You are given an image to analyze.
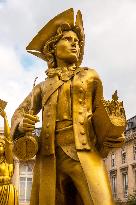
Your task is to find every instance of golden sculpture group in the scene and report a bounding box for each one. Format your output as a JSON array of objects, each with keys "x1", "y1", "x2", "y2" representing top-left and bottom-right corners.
[
  {"x1": 0, "y1": 99, "x2": 18, "y2": 205},
  {"x1": 0, "y1": 8, "x2": 126, "y2": 205}
]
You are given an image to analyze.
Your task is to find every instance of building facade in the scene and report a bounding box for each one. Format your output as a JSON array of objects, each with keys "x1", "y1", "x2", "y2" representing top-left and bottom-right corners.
[{"x1": 105, "y1": 115, "x2": 136, "y2": 202}]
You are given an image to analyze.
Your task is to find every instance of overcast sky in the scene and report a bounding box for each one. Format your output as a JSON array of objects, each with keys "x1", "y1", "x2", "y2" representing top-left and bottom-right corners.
[{"x1": 0, "y1": 0, "x2": 136, "y2": 127}]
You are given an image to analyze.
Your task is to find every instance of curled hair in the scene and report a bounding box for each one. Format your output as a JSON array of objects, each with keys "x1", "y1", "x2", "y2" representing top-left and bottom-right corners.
[{"x1": 42, "y1": 23, "x2": 84, "y2": 68}]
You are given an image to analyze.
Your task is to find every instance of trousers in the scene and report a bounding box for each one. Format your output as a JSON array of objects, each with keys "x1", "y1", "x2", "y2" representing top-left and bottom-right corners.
[
  {"x1": 56, "y1": 146, "x2": 93, "y2": 205},
  {"x1": 55, "y1": 120, "x2": 115, "y2": 205}
]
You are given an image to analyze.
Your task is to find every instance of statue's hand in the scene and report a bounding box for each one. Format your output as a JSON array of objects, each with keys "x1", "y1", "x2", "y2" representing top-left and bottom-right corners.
[
  {"x1": 103, "y1": 134, "x2": 125, "y2": 148},
  {"x1": 0, "y1": 108, "x2": 6, "y2": 118},
  {"x1": 18, "y1": 113, "x2": 39, "y2": 133}
]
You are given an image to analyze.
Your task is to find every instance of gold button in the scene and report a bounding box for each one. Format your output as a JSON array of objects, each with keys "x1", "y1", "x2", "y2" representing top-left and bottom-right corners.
[
  {"x1": 79, "y1": 99, "x2": 82, "y2": 103},
  {"x1": 46, "y1": 123, "x2": 50, "y2": 128},
  {"x1": 80, "y1": 130, "x2": 85, "y2": 135},
  {"x1": 63, "y1": 115, "x2": 67, "y2": 119},
  {"x1": 47, "y1": 112, "x2": 50, "y2": 117},
  {"x1": 79, "y1": 110, "x2": 82, "y2": 114},
  {"x1": 49, "y1": 102, "x2": 51, "y2": 105},
  {"x1": 80, "y1": 120, "x2": 84, "y2": 125},
  {"x1": 80, "y1": 88, "x2": 83, "y2": 92},
  {"x1": 82, "y1": 140, "x2": 87, "y2": 145}
]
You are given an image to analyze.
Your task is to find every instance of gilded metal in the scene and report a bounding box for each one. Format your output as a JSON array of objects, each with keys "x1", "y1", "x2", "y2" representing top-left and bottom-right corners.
[
  {"x1": 92, "y1": 90, "x2": 126, "y2": 158},
  {"x1": 13, "y1": 77, "x2": 39, "y2": 160},
  {"x1": 0, "y1": 99, "x2": 18, "y2": 205},
  {"x1": 13, "y1": 135, "x2": 38, "y2": 160},
  {"x1": 11, "y1": 8, "x2": 126, "y2": 205}
]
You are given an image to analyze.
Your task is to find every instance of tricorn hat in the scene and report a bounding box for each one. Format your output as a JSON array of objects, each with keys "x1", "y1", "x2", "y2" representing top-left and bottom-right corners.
[{"x1": 26, "y1": 8, "x2": 84, "y2": 66}]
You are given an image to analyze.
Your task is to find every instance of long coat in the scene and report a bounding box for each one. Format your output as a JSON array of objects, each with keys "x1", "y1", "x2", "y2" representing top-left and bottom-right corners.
[{"x1": 11, "y1": 67, "x2": 103, "y2": 205}]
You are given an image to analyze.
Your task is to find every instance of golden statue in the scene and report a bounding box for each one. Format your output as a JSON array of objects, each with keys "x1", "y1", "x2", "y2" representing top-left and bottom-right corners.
[
  {"x1": 0, "y1": 99, "x2": 18, "y2": 205},
  {"x1": 11, "y1": 8, "x2": 126, "y2": 205}
]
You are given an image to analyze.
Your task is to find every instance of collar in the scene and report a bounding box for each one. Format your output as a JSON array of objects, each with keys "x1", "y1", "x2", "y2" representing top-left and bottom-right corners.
[{"x1": 46, "y1": 66, "x2": 80, "y2": 81}]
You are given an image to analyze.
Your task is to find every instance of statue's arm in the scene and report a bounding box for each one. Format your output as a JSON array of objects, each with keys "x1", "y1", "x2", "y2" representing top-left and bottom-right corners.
[
  {"x1": 92, "y1": 72, "x2": 103, "y2": 113},
  {"x1": 0, "y1": 110, "x2": 14, "y2": 164},
  {"x1": 91, "y1": 70, "x2": 125, "y2": 155},
  {"x1": 11, "y1": 83, "x2": 42, "y2": 140}
]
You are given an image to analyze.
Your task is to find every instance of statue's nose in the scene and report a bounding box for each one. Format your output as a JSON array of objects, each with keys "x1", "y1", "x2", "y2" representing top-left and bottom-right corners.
[
  {"x1": 71, "y1": 41, "x2": 76, "y2": 47},
  {"x1": 72, "y1": 40, "x2": 76, "y2": 45}
]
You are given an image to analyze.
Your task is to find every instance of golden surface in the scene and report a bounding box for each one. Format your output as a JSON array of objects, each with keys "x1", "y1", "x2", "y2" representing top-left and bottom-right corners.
[
  {"x1": 13, "y1": 135, "x2": 38, "y2": 160},
  {"x1": 11, "y1": 8, "x2": 126, "y2": 205},
  {"x1": 92, "y1": 90, "x2": 126, "y2": 157},
  {"x1": 13, "y1": 77, "x2": 39, "y2": 161},
  {"x1": 0, "y1": 101, "x2": 18, "y2": 205}
]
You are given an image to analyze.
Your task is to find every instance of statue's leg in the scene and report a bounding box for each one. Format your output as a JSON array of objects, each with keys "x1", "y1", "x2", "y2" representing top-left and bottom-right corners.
[
  {"x1": 77, "y1": 151, "x2": 115, "y2": 205},
  {"x1": 56, "y1": 147, "x2": 93, "y2": 205},
  {"x1": 69, "y1": 161, "x2": 94, "y2": 205}
]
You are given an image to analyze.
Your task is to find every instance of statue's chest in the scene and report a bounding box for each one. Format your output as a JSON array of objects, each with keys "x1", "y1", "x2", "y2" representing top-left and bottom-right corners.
[{"x1": 0, "y1": 162, "x2": 8, "y2": 176}]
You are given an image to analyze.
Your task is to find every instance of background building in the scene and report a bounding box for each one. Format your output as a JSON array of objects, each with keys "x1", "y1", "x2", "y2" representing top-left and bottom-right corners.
[{"x1": 105, "y1": 115, "x2": 136, "y2": 202}]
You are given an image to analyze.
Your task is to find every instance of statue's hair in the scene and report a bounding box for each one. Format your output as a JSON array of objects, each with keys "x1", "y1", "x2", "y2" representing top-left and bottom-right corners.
[{"x1": 42, "y1": 23, "x2": 84, "y2": 68}]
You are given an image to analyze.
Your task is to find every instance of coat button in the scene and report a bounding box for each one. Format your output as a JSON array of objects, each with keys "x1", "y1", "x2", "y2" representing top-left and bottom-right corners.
[
  {"x1": 80, "y1": 130, "x2": 85, "y2": 135},
  {"x1": 63, "y1": 115, "x2": 68, "y2": 119},
  {"x1": 47, "y1": 112, "x2": 50, "y2": 117},
  {"x1": 79, "y1": 99, "x2": 82, "y2": 103},
  {"x1": 49, "y1": 102, "x2": 51, "y2": 105},
  {"x1": 79, "y1": 110, "x2": 82, "y2": 114},
  {"x1": 46, "y1": 123, "x2": 50, "y2": 128},
  {"x1": 80, "y1": 88, "x2": 83, "y2": 92},
  {"x1": 82, "y1": 140, "x2": 87, "y2": 145},
  {"x1": 80, "y1": 120, "x2": 84, "y2": 125}
]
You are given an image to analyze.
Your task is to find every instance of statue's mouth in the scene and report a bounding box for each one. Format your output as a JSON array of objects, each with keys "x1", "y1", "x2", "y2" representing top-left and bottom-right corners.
[{"x1": 70, "y1": 48, "x2": 77, "y2": 53}]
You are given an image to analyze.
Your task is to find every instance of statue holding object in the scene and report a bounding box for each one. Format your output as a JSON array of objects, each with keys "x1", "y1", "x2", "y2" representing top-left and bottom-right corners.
[
  {"x1": 11, "y1": 8, "x2": 126, "y2": 205},
  {"x1": 0, "y1": 99, "x2": 18, "y2": 205}
]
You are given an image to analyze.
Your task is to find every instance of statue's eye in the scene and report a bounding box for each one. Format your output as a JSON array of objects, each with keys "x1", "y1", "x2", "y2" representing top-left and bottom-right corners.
[
  {"x1": 63, "y1": 37, "x2": 71, "y2": 41},
  {"x1": 74, "y1": 39, "x2": 79, "y2": 43}
]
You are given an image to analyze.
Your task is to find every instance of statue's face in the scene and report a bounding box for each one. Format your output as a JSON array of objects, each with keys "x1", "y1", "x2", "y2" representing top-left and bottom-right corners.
[{"x1": 55, "y1": 30, "x2": 80, "y2": 64}]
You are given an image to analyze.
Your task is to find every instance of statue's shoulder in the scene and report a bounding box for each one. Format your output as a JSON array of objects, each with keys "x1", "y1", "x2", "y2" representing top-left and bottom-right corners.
[
  {"x1": 81, "y1": 67, "x2": 101, "y2": 80},
  {"x1": 33, "y1": 80, "x2": 45, "y2": 90},
  {"x1": 38, "y1": 76, "x2": 58, "y2": 93},
  {"x1": 34, "y1": 80, "x2": 46, "y2": 93}
]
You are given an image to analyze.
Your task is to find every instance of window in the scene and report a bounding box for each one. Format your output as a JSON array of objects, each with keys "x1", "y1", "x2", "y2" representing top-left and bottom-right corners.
[
  {"x1": 121, "y1": 150, "x2": 126, "y2": 164},
  {"x1": 111, "y1": 175, "x2": 117, "y2": 198},
  {"x1": 20, "y1": 164, "x2": 33, "y2": 174},
  {"x1": 122, "y1": 172, "x2": 128, "y2": 198},
  {"x1": 111, "y1": 153, "x2": 115, "y2": 167},
  {"x1": 133, "y1": 145, "x2": 136, "y2": 160},
  {"x1": 19, "y1": 164, "x2": 33, "y2": 203},
  {"x1": 20, "y1": 177, "x2": 32, "y2": 202}
]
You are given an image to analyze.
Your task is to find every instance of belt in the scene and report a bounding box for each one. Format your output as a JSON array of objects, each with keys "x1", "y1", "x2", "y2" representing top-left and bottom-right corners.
[
  {"x1": 0, "y1": 179, "x2": 11, "y2": 186},
  {"x1": 56, "y1": 120, "x2": 73, "y2": 132},
  {"x1": 55, "y1": 121, "x2": 75, "y2": 146}
]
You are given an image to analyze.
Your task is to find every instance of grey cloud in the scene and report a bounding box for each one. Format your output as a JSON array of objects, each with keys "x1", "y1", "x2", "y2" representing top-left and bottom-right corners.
[{"x1": 0, "y1": 0, "x2": 136, "y2": 121}]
